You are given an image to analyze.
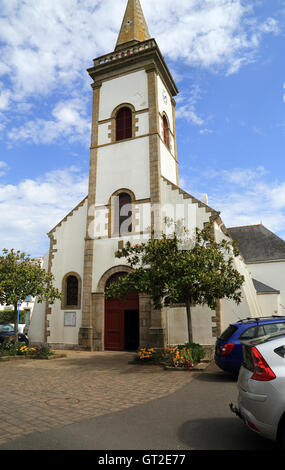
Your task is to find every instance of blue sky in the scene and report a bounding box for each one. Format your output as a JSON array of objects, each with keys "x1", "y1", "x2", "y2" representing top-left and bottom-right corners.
[{"x1": 0, "y1": 0, "x2": 285, "y2": 256}]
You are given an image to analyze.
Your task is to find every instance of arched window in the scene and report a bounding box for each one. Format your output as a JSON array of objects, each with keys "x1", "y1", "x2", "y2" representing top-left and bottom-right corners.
[
  {"x1": 163, "y1": 115, "x2": 170, "y2": 148},
  {"x1": 114, "y1": 192, "x2": 133, "y2": 235},
  {"x1": 66, "y1": 276, "x2": 79, "y2": 306},
  {"x1": 116, "y1": 107, "x2": 132, "y2": 141},
  {"x1": 61, "y1": 273, "x2": 81, "y2": 309}
]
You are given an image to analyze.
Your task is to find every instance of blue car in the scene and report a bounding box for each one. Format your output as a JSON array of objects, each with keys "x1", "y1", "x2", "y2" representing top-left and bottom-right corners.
[
  {"x1": 215, "y1": 316, "x2": 285, "y2": 375},
  {"x1": 0, "y1": 324, "x2": 29, "y2": 345}
]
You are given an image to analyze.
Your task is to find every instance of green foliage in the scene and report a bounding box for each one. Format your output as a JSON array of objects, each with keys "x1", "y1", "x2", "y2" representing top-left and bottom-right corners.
[
  {"x1": 0, "y1": 249, "x2": 61, "y2": 342},
  {"x1": 0, "y1": 249, "x2": 61, "y2": 309},
  {"x1": 105, "y1": 223, "x2": 245, "y2": 342},
  {"x1": 163, "y1": 346, "x2": 194, "y2": 369},
  {"x1": 176, "y1": 342, "x2": 205, "y2": 364},
  {"x1": 0, "y1": 341, "x2": 55, "y2": 357},
  {"x1": 106, "y1": 224, "x2": 244, "y2": 308},
  {"x1": 0, "y1": 340, "x2": 18, "y2": 356},
  {"x1": 135, "y1": 343, "x2": 206, "y2": 369},
  {"x1": 136, "y1": 347, "x2": 164, "y2": 363},
  {"x1": 0, "y1": 310, "x2": 26, "y2": 324}
]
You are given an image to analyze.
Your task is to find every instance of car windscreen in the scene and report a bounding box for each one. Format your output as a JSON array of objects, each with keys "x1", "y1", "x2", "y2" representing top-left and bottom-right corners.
[
  {"x1": 218, "y1": 325, "x2": 238, "y2": 341},
  {"x1": 0, "y1": 325, "x2": 14, "y2": 333}
]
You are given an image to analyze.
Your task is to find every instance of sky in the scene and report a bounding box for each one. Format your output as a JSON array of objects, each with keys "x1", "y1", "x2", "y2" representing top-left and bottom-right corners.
[{"x1": 0, "y1": 0, "x2": 285, "y2": 256}]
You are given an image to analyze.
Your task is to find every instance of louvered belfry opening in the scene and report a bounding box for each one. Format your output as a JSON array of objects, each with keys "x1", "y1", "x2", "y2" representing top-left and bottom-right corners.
[
  {"x1": 116, "y1": 107, "x2": 132, "y2": 141},
  {"x1": 114, "y1": 192, "x2": 133, "y2": 235},
  {"x1": 163, "y1": 115, "x2": 169, "y2": 148}
]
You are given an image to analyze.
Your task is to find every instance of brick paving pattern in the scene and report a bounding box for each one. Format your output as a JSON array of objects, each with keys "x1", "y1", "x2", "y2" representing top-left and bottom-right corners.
[{"x1": 0, "y1": 351, "x2": 194, "y2": 446}]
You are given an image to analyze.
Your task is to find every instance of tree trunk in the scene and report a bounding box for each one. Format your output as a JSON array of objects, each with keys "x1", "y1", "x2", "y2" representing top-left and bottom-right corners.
[
  {"x1": 186, "y1": 300, "x2": 193, "y2": 344},
  {"x1": 13, "y1": 304, "x2": 18, "y2": 346}
]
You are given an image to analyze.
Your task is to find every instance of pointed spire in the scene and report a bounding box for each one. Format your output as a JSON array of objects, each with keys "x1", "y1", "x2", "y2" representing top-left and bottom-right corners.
[{"x1": 115, "y1": 0, "x2": 151, "y2": 51}]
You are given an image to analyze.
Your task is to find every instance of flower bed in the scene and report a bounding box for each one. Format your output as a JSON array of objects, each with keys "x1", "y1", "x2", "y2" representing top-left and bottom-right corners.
[
  {"x1": 133, "y1": 343, "x2": 206, "y2": 370},
  {"x1": 0, "y1": 341, "x2": 55, "y2": 359}
]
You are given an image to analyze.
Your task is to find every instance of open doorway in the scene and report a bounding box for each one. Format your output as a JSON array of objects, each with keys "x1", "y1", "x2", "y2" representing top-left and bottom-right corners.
[
  {"x1": 124, "y1": 309, "x2": 139, "y2": 351},
  {"x1": 105, "y1": 272, "x2": 139, "y2": 351}
]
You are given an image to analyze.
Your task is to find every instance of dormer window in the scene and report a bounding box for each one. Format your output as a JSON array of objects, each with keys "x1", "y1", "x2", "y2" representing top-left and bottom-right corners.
[{"x1": 116, "y1": 107, "x2": 132, "y2": 141}]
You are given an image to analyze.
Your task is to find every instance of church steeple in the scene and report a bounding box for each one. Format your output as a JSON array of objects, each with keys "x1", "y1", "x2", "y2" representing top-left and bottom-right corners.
[{"x1": 115, "y1": 0, "x2": 151, "y2": 51}]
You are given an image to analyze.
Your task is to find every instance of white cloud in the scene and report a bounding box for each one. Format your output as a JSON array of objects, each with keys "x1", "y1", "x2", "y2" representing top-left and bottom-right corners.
[
  {"x1": 176, "y1": 85, "x2": 205, "y2": 126},
  {"x1": 0, "y1": 0, "x2": 279, "y2": 144},
  {"x1": 187, "y1": 165, "x2": 285, "y2": 238},
  {"x1": 0, "y1": 161, "x2": 9, "y2": 177},
  {"x1": 200, "y1": 128, "x2": 213, "y2": 135},
  {"x1": 0, "y1": 0, "x2": 279, "y2": 104},
  {"x1": 0, "y1": 86, "x2": 11, "y2": 111},
  {"x1": 258, "y1": 17, "x2": 280, "y2": 35},
  {"x1": 212, "y1": 185, "x2": 285, "y2": 237},
  {"x1": 0, "y1": 166, "x2": 88, "y2": 255},
  {"x1": 7, "y1": 98, "x2": 91, "y2": 146},
  {"x1": 145, "y1": 0, "x2": 279, "y2": 73},
  {"x1": 222, "y1": 166, "x2": 268, "y2": 187}
]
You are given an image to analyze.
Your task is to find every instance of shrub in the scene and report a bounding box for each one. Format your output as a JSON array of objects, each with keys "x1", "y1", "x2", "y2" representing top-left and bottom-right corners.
[
  {"x1": 0, "y1": 310, "x2": 26, "y2": 324},
  {"x1": 34, "y1": 343, "x2": 55, "y2": 357},
  {"x1": 0, "y1": 340, "x2": 17, "y2": 357},
  {"x1": 0, "y1": 341, "x2": 55, "y2": 358},
  {"x1": 135, "y1": 347, "x2": 163, "y2": 364},
  {"x1": 134, "y1": 342, "x2": 205, "y2": 369},
  {"x1": 176, "y1": 343, "x2": 205, "y2": 364},
  {"x1": 164, "y1": 346, "x2": 194, "y2": 369}
]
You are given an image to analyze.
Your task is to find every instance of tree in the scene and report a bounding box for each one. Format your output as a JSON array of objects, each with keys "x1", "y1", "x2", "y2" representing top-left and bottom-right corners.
[
  {"x1": 0, "y1": 309, "x2": 26, "y2": 325},
  {"x1": 0, "y1": 249, "x2": 61, "y2": 344},
  {"x1": 105, "y1": 223, "x2": 245, "y2": 343}
]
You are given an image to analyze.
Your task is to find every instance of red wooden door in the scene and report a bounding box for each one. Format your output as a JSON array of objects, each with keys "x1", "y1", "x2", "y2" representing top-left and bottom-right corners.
[{"x1": 105, "y1": 292, "x2": 139, "y2": 351}]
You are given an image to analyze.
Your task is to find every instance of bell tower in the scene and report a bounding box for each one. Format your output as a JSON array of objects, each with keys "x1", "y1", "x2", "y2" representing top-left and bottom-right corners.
[{"x1": 79, "y1": 0, "x2": 179, "y2": 350}]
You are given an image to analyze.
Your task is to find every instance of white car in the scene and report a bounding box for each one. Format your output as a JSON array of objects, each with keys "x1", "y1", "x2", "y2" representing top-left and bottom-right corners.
[{"x1": 230, "y1": 332, "x2": 285, "y2": 448}]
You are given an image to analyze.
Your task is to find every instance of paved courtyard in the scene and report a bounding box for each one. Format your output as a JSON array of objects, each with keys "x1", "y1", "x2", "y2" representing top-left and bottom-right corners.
[{"x1": 0, "y1": 351, "x2": 195, "y2": 446}]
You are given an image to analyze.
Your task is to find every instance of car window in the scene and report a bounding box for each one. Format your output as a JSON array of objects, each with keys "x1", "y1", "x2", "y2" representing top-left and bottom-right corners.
[
  {"x1": 256, "y1": 325, "x2": 266, "y2": 337},
  {"x1": 0, "y1": 325, "x2": 14, "y2": 333},
  {"x1": 219, "y1": 325, "x2": 238, "y2": 341},
  {"x1": 263, "y1": 322, "x2": 285, "y2": 335},
  {"x1": 263, "y1": 323, "x2": 278, "y2": 335},
  {"x1": 240, "y1": 326, "x2": 256, "y2": 340}
]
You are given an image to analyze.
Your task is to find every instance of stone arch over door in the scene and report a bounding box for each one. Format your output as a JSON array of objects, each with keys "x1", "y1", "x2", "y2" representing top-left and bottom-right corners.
[
  {"x1": 91, "y1": 265, "x2": 152, "y2": 351},
  {"x1": 97, "y1": 265, "x2": 133, "y2": 293}
]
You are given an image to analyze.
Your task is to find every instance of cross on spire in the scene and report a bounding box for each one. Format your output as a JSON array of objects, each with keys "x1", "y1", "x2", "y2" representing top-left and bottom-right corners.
[{"x1": 115, "y1": 0, "x2": 151, "y2": 51}]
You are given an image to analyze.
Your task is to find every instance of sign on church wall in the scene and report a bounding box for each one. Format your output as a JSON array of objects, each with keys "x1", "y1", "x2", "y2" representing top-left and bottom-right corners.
[{"x1": 64, "y1": 312, "x2": 77, "y2": 327}]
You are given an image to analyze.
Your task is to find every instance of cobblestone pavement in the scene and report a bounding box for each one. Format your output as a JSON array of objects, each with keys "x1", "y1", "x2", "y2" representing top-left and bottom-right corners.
[{"x1": 0, "y1": 351, "x2": 195, "y2": 446}]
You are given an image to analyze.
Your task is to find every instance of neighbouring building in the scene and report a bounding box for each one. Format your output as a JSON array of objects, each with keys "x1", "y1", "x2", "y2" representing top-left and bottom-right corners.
[
  {"x1": 0, "y1": 297, "x2": 35, "y2": 324},
  {"x1": 228, "y1": 224, "x2": 285, "y2": 318},
  {"x1": 29, "y1": 0, "x2": 268, "y2": 351}
]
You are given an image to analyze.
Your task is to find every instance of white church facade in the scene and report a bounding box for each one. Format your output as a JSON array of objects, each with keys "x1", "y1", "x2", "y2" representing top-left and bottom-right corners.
[{"x1": 30, "y1": 0, "x2": 265, "y2": 351}]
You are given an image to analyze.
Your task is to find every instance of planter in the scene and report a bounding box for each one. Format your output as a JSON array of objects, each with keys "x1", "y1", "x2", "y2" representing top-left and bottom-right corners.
[
  {"x1": 130, "y1": 360, "x2": 161, "y2": 366},
  {"x1": 163, "y1": 362, "x2": 209, "y2": 371},
  {"x1": 0, "y1": 354, "x2": 67, "y2": 362}
]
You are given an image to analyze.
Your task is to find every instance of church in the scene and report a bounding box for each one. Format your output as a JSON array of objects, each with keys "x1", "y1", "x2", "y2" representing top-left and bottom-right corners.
[{"x1": 29, "y1": 0, "x2": 264, "y2": 351}]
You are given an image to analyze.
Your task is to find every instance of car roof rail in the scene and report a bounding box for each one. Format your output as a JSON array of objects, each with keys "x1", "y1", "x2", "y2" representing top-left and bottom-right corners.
[{"x1": 236, "y1": 316, "x2": 285, "y2": 324}]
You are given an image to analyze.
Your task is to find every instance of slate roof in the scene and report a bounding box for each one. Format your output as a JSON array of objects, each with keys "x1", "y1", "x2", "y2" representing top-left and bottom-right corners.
[
  {"x1": 252, "y1": 279, "x2": 280, "y2": 295},
  {"x1": 227, "y1": 224, "x2": 285, "y2": 263}
]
